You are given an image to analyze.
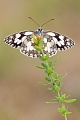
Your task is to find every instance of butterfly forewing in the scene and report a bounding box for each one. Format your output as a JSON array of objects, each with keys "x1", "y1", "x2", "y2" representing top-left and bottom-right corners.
[
  {"x1": 4, "y1": 29, "x2": 75, "y2": 58},
  {"x1": 4, "y1": 31, "x2": 33, "y2": 48}
]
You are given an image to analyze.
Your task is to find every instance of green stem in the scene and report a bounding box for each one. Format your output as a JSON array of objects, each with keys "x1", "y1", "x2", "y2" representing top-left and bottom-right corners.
[
  {"x1": 33, "y1": 34, "x2": 75, "y2": 120},
  {"x1": 41, "y1": 49, "x2": 54, "y2": 82},
  {"x1": 65, "y1": 114, "x2": 67, "y2": 120}
]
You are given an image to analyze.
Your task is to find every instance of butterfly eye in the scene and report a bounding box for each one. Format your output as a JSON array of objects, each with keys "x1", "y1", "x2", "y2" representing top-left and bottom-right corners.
[{"x1": 38, "y1": 27, "x2": 43, "y2": 32}]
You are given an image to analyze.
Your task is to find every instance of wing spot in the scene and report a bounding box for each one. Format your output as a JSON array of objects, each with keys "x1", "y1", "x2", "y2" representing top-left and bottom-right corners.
[
  {"x1": 53, "y1": 37, "x2": 57, "y2": 43},
  {"x1": 56, "y1": 42, "x2": 61, "y2": 47},
  {"x1": 14, "y1": 38, "x2": 20, "y2": 43},
  {"x1": 10, "y1": 36, "x2": 13, "y2": 39},
  {"x1": 66, "y1": 42, "x2": 71, "y2": 46},
  {"x1": 47, "y1": 32, "x2": 55, "y2": 36},
  {"x1": 30, "y1": 46, "x2": 34, "y2": 51},
  {"x1": 24, "y1": 32, "x2": 33, "y2": 35},
  {"x1": 47, "y1": 42, "x2": 51, "y2": 53},
  {"x1": 16, "y1": 33, "x2": 21, "y2": 38},
  {"x1": 21, "y1": 36, "x2": 27, "y2": 42},
  {"x1": 43, "y1": 38, "x2": 47, "y2": 43},
  {"x1": 44, "y1": 47, "x2": 48, "y2": 51},
  {"x1": 59, "y1": 40, "x2": 64, "y2": 45},
  {"x1": 26, "y1": 41, "x2": 31, "y2": 51},
  {"x1": 59, "y1": 35, "x2": 64, "y2": 40},
  {"x1": 17, "y1": 40, "x2": 22, "y2": 45}
]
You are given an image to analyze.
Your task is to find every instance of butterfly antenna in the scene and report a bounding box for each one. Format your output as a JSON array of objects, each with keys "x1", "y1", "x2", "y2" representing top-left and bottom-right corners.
[
  {"x1": 28, "y1": 17, "x2": 40, "y2": 27},
  {"x1": 41, "y1": 18, "x2": 54, "y2": 27}
]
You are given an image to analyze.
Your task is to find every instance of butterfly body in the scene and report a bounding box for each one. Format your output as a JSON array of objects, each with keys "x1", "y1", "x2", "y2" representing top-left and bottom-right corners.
[{"x1": 4, "y1": 27, "x2": 75, "y2": 58}]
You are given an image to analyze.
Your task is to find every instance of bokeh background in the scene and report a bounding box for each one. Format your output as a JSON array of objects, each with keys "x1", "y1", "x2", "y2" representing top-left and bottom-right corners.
[{"x1": 0, "y1": 0, "x2": 80, "y2": 120}]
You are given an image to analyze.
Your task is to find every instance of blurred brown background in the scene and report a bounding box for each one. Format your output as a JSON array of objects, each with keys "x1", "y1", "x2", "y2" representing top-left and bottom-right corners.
[{"x1": 0, "y1": 0, "x2": 80, "y2": 120}]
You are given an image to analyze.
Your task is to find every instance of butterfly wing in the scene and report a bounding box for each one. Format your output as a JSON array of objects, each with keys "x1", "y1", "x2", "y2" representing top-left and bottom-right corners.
[
  {"x1": 4, "y1": 31, "x2": 34, "y2": 48},
  {"x1": 4, "y1": 30, "x2": 58, "y2": 58},
  {"x1": 4, "y1": 30, "x2": 75, "y2": 58},
  {"x1": 4, "y1": 31, "x2": 39, "y2": 58},
  {"x1": 45, "y1": 31, "x2": 75, "y2": 51}
]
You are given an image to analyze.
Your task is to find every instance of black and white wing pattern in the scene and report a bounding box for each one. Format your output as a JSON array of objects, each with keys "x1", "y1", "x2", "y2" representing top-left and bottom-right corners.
[
  {"x1": 45, "y1": 31, "x2": 75, "y2": 51},
  {"x1": 4, "y1": 31, "x2": 39, "y2": 58},
  {"x1": 4, "y1": 31, "x2": 33, "y2": 49},
  {"x1": 4, "y1": 29, "x2": 75, "y2": 58}
]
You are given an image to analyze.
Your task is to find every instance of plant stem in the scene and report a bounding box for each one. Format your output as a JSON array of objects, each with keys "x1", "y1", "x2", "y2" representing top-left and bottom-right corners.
[
  {"x1": 33, "y1": 35, "x2": 76, "y2": 120},
  {"x1": 65, "y1": 114, "x2": 67, "y2": 120}
]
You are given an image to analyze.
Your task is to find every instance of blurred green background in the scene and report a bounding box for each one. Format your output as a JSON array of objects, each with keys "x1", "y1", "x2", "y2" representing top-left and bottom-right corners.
[{"x1": 0, "y1": 0, "x2": 80, "y2": 120}]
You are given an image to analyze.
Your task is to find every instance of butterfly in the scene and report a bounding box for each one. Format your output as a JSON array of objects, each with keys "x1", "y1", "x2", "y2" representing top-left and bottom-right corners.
[{"x1": 4, "y1": 17, "x2": 75, "y2": 58}]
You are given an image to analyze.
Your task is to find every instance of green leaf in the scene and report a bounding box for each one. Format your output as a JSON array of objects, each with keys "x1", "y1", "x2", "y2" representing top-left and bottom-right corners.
[
  {"x1": 38, "y1": 81, "x2": 51, "y2": 85},
  {"x1": 57, "y1": 82, "x2": 62, "y2": 88},
  {"x1": 64, "y1": 99, "x2": 76, "y2": 103},
  {"x1": 48, "y1": 87, "x2": 54, "y2": 91},
  {"x1": 54, "y1": 85, "x2": 60, "y2": 92},
  {"x1": 57, "y1": 104, "x2": 72, "y2": 116},
  {"x1": 46, "y1": 101, "x2": 57, "y2": 104},
  {"x1": 45, "y1": 68, "x2": 53, "y2": 75},
  {"x1": 57, "y1": 108, "x2": 63, "y2": 113},
  {"x1": 44, "y1": 53, "x2": 49, "y2": 60},
  {"x1": 41, "y1": 63, "x2": 47, "y2": 68},
  {"x1": 39, "y1": 54, "x2": 49, "y2": 61},
  {"x1": 54, "y1": 73, "x2": 59, "y2": 79},
  {"x1": 34, "y1": 46, "x2": 42, "y2": 51},
  {"x1": 65, "y1": 111, "x2": 72, "y2": 115},
  {"x1": 33, "y1": 36, "x2": 42, "y2": 46},
  {"x1": 61, "y1": 94, "x2": 66, "y2": 99},
  {"x1": 54, "y1": 96, "x2": 60, "y2": 102},
  {"x1": 39, "y1": 56, "x2": 44, "y2": 61},
  {"x1": 39, "y1": 56, "x2": 47, "y2": 61},
  {"x1": 45, "y1": 77, "x2": 51, "y2": 81},
  {"x1": 48, "y1": 61, "x2": 53, "y2": 67},
  {"x1": 46, "y1": 102, "x2": 52, "y2": 104},
  {"x1": 33, "y1": 37, "x2": 38, "y2": 45},
  {"x1": 38, "y1": 38, "x2": 43, "y2": 45},
  {"x1": 36, "y1": 66, "x2": 45, "y2": 69}
]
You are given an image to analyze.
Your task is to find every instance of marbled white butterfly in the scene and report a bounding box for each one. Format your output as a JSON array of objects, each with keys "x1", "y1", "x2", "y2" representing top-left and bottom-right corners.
[{"x1": 4, "y1": 17, "x2": 75, "y2": 58}]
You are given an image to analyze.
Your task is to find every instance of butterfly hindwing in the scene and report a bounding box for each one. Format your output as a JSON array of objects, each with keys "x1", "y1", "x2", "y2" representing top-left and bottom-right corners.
[{"x1": 19, "y1": 32, "x2": 58, "y2": 58}]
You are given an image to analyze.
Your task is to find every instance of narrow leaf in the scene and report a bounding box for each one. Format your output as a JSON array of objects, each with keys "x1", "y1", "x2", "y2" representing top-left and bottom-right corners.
[
  {"x1": 48, "y1": 87, "x2": 54, "y2": 91},
  {"x1": 34, "y1": 46, "x2": 42, "y2": 51},
  {"x1": 64, "y1": 99, "x2": 76, "y2": 103},
  {"x1": 36, "y1": 66, "x2": 45, "y2": 69},
  {"x1": 46, "y1": 101, "x2": 57, "y2": 104},
  {"x1": 41, "y1": 63, "x2": 47, "y2": 68},
  {"x1": 38, "y1": 81, "x2": 50, "y2": 85},
  {"x1": 45, "y1": 77, "x2": 51, "y2": 81}
]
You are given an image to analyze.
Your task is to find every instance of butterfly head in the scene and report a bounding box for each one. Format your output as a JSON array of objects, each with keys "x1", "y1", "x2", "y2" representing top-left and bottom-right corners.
[
  {"x1": 37, "y1": 27, "x2": 43, "y2": 33},
  {"x1": 32, "y1": 27, "x2": 43, "y2": 37}
]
